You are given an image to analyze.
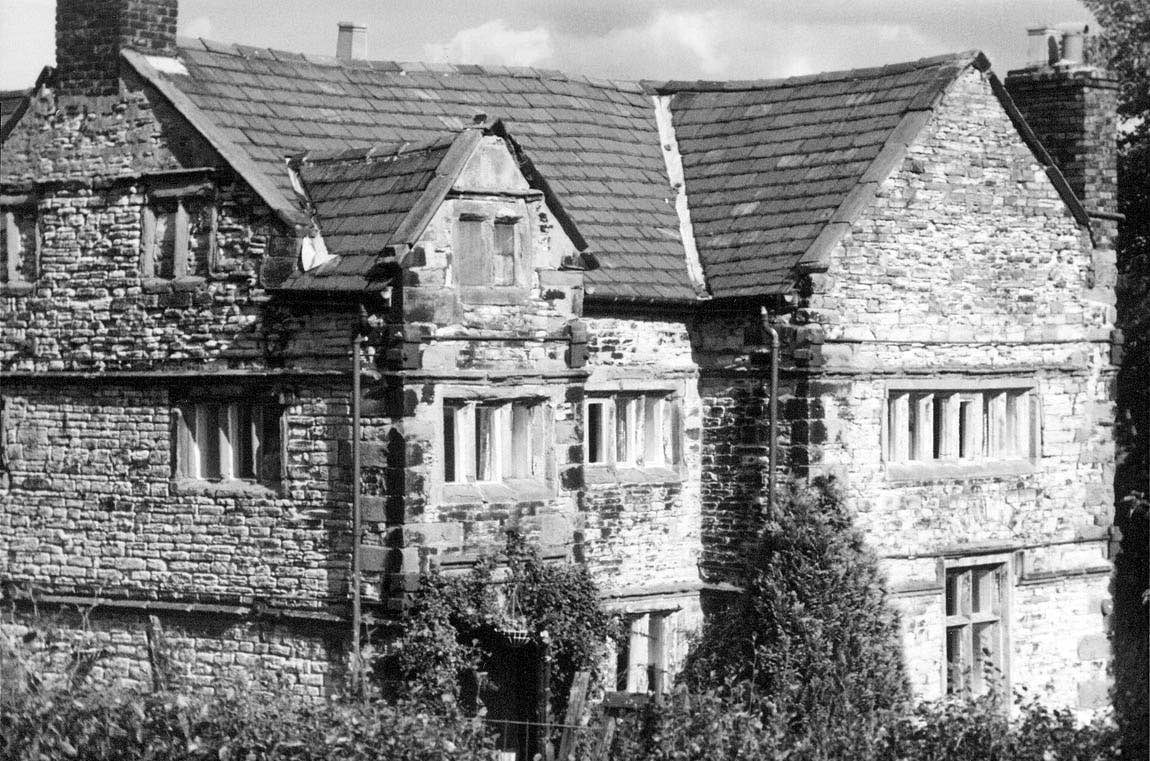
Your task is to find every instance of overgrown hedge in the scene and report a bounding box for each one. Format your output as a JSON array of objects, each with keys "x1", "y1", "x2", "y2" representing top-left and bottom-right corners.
[
  {"x1": 1, "y1": 681, "x2": 497, "y2": 761},
  {"x1": 600, "y1": 687, "x2": 1119, "y2": 761}
]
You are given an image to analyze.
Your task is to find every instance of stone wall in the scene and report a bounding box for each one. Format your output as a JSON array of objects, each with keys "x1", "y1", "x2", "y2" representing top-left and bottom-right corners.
[
  {"x1": 582, "y1": 314, "x2": 702, "y2": 594},
  {"x1": 1, "y1": 379, "x2": 363, "y2": 609},
  {"x1": 1, "y1": 606, "x2": 343, "y2": 697},
  {"x1": 798, "y1": 67, "x2": 1116, "y2": 708}
]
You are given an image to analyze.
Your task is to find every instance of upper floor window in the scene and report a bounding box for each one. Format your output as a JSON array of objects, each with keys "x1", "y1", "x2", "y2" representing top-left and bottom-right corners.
[
  {"x1": 886, "y1": 386, "x2": 1036, "y2": 468},
  {"x1": 175, "y1": 399, "x2": 283, "y2": 484},
  {"x1": 141, "y1": 196, "x2": 215, "y2": 279},
  {"x1": 585, "y1": 393, "x2": 682, "y2": 469},
  {"x1": 443, "y1": 398, "x2": 546, "y2": 483},
  {"x1": 1, "y1": 204, "x2": 39, "y2": 285},
  {"x1": 453, "y1": 213, "x2": 526, "y2": 287},
  {"x1": 945, "y1": 561, "x2": 1008, "y2": 697}
]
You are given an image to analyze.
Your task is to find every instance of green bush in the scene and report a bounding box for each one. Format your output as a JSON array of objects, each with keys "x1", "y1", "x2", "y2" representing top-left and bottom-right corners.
[
  {"x1": 682, "y1": 476, "x2": 909, "y2": 732},
  {"x1": 599, "y1": 688, "x2": 1118, "y2": 761},
  {"x1": 376, "y1": 531, "x2": 614, "y2": 720},
  {"x1": 0, "y1": 679, "x2": 498, "y2": 761}
]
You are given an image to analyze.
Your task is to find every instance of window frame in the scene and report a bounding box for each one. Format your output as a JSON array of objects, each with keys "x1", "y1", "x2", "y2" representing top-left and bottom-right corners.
[
  {"x1": 883, "y1": 379, "x2": 1038, "y2": 480},
  {"x1": 450, "y1": 203, "x2": 529, "y2": 288},
  {"x1": 1, "y1": 202, "x2": 40, "y2": 287},
  {"x1": 941, "y1": 555, "x2": 1011, "y2": 700},
  {"x1": 442, "y1": 397, "x2": 548, "y2": 486},
  {"x1": 173, "y1": 396, "x2": 285, "y2": 487},
  {"x1": 140, "y1": 182, "x2": 218, "y2": 281},
  {"x1": 584, "y1": 391, "x2": 683, "y2": 474},
  {"x1": 614, "y1": 611, "x2": 672, "y2": 695}
]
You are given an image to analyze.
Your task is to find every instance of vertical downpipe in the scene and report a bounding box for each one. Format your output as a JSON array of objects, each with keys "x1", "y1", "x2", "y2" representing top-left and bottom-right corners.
[
  {"x1": 760, "y1": 307, "x2": 780, "y2": 515},
  {"x1": 350, "y1": 320, "x2": 365, "y2": 696}
]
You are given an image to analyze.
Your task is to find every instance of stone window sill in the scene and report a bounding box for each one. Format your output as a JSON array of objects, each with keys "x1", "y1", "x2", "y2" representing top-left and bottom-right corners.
[
  {"x1": 441, "y1": 479, "x2": 554, "y2": 504},
  {"x1": 885, "y1": 459, "x2": 1037, "y2": 483},
  {"x1": 172, "y1": 478, "x2": 281, "y2": 498},
  {"x1": 0, "y1": 281, "x2": 34, "y2": 296},
  {"x1": 143, "y1": 276, "x2": 206, "y2": 294},
  {"x1": 584, "y1": 464, "x2": 683, "y2": 486}
]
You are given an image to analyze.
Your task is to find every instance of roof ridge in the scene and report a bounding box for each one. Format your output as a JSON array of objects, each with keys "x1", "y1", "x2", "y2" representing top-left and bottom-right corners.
[
  {"x1": 298, "y1": 134, "x2": 460, "y2": 165},
  {"x1": 174, "y1": 35, "x2": 640, "y2": 90},
  {"x1": 647, "y1": 50, "x2": 982, "y2": 93}
]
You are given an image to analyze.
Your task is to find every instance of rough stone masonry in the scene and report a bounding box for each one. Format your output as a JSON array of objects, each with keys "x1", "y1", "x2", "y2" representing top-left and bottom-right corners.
[{"x1": 0, "y1": 1, "x2": 1119, "y2": 714}]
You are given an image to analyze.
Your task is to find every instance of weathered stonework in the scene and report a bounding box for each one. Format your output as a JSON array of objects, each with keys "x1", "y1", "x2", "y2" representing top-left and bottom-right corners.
[
  {"x1": 795, "y1": 68, "x2": 1116, "y2": 709},
  {"x1": 0, "y1": 2, "x2": 1118, "y2": 716}
]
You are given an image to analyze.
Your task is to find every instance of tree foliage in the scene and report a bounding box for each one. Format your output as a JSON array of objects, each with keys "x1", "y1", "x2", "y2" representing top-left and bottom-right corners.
[
  {"x1": 681, "y1": 476, "x2": 909, "y2": 736},
  {"x1": 1080, "y1": 3, "x2": 1150, "y2": 757},
  {"x1": 374, "y1": 531, "x2": 614, "y2": 721}
]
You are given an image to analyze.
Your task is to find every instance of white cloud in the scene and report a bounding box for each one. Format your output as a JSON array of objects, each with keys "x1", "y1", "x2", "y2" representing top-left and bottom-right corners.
[
  {"x1": 180, "y1": 15, "x2": 213, "y2": 40},
  {"x1": 0, "y1": 0, "x2": 54, "y2": 89},
  {"x1": 423, "y1": 19, "x2": 553, "y2": 67},
  {"x1": 644, "y1": 11, "x2": 728, "y2": 76}
]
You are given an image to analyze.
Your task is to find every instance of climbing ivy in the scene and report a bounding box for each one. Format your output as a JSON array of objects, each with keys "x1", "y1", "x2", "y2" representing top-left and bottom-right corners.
[{"x1": 373, "y1": 532, "x2": 615, "y2": 721}]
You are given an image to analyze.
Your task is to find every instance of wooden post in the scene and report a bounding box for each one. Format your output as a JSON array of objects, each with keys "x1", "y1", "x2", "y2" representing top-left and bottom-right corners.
[
  {"x1": 591, "y1": 717, "x2": 616, "y2": 761},
  {"x1": 557, "y1": 670, "x2": 590, "y2": 761}
]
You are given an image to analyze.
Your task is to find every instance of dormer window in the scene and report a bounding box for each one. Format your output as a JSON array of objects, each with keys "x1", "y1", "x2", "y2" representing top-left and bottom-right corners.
[
  {"x1": 1, "y1": 202, "x2": 39, "y2": 286},
  {"x1": 141, "y1": 199, "x2": 188, "y2": 279},
  {"x1": 140, "y1": 178, "x2": 216, "y2": 280},
  {"x1": 453, "y1": 211, "x2": 526, "y2": 287}
]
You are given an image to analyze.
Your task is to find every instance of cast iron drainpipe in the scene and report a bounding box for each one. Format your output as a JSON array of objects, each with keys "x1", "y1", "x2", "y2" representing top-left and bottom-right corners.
[
  {"x1": 760, "y1": 307, "x2": 779, "y2": 516},
  {"x1": 350, "y1": 312, "x2": 366, "y2": 697}
]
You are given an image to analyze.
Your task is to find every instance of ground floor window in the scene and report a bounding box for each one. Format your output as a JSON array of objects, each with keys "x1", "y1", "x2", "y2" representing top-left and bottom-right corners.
[
  {"x1": 175, "y1": 399, "x2": 282, "y2": 483},
  {"x1": 443, "y1": 399, "x2": 546, "y2": 483},
  {"x1": 945, "y1": 562, "x2": 1008, "y2": 696},
  {"x1": 615, "y1": 612, "x2": 671, "y2": 694}
]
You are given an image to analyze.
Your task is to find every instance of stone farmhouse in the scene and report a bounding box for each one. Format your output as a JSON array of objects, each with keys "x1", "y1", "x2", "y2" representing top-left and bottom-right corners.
[{"x1": 1, "y1": 0, "x2": 1119, "y2": 721}]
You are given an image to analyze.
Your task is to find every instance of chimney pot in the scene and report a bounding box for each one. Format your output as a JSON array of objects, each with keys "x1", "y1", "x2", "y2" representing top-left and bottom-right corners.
[
  {"x1": 337, "y1": 22, "x2": 366, "y2": 61},
  {"x1": 1059, "y1": 30, "x2": 1085, "y2": 66},
  {"x1": 1026, "y1": 26, "x2": 1059, "y2": 67}
]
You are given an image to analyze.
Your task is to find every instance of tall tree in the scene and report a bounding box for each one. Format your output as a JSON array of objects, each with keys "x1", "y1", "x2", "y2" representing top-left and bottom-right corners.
[{"x1": 1080, "y1": 3, "x2": 1149, "y2": 758}]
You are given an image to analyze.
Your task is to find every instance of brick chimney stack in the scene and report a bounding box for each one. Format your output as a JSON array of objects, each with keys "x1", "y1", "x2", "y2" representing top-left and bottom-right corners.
[
  {"x1": 56, "y1": 0, "x2": 179, "y2": 96},
  {"x1": 1004, "y1": 26, "x2": 1119, "y2": 221}
]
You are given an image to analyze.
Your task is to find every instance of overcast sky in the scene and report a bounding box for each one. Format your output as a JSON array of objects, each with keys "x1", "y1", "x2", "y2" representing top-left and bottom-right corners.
[{"x1": 0, "y1": 0, "x2": 1097, "y2": 90}]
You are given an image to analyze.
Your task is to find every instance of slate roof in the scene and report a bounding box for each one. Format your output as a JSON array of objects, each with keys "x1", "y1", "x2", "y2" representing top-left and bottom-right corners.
[
  {"x1": 276, "y1": 131, "x2": 474, "y2": 291},
  {"x1": 302, "y1": 135, "x2": 457, "y2": 257},
  {"x1": 660, "y1": 54, "x2": 975, "y2": 297},
  {"x1": 106, "y1": 45, "x2": 1038, "y2": 302},
  {"x1": 130, "y1": 40, "x2": 694, "y2": 302}
]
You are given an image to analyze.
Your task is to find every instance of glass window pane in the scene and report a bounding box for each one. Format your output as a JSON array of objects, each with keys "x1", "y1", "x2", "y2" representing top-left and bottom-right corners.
[
  {"x1": 493, "y1": 222, "x2": 516, "y2": 285},
  {"x1": 454, "y1": 218, "x2": 488, "y2": 286},
  {"x1": 643, "y1": 396, "x2": 663, "y2": 466},
  {"x1": 932, "y1": 396, "x2": 945, "y2": 459},
  {"x1": 972, "y1": 621, "x2": 1000, "y2": 694},
  {"x1": 200, "y1": 404, "x2": 221, "y2": 479},
  {"x1": 444, "y1": 404, "x2": 457, "y2": 482},
  {"x1": 511, "y1": 403, "x2": 532, "y2": 478},
  {"x1": 587, "y1": 402, "x2": 603, "y2": 463},
  {"x1": 154, "y1": 207, "x2": 177, "y2": 279},
  {"x1": 945, "y1": 571, "x2": 960, "y2": 617},
  {"x1": 476, "y1": 405, "x2": 497, "y2": 481},
  {"x1": 236, "y1": 405, "x2": 254, "y2": 479},
  {"x1": 946, "y1": 626, "x2": 966, "y2": 694}
]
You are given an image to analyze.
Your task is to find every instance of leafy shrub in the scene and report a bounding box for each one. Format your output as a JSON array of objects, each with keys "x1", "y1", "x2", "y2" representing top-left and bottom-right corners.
[
  {"x1": 682, "y1": 476, "x2": 909, "y2": 732},
  {"x1": 375, "y1": 531, "x2": 614, "y2": 719},
  {"x1": 598, "y1": 688, "x2": 1118, "y2": 761},
  {"x1": 0, "y1": 678, "x2": 497, "y2": 761}
]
